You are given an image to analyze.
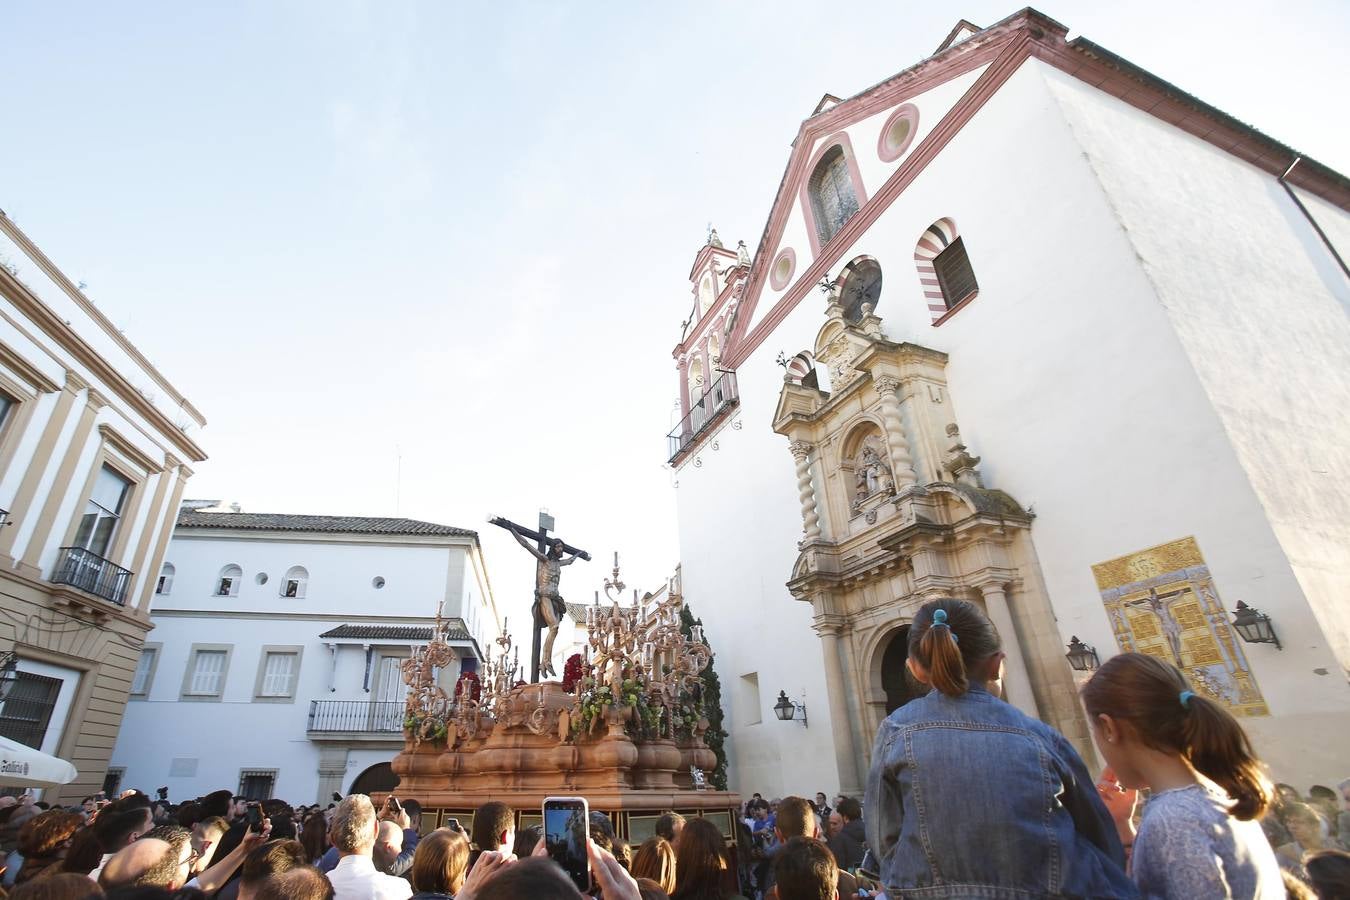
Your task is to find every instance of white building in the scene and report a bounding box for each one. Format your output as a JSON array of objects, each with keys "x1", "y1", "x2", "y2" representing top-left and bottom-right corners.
[
  {"x1": 667, "y1": 9, "x2": 1350, "y2": 799},
  {"x1": 109, "y1": 505, "x2": 500, "y2": 804},
  {"x1": 0, "y1": 211, "x2": 207, "y2": 803}
]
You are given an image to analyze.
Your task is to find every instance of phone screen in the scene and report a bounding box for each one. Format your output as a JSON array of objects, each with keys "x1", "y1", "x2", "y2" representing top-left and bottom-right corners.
[
  {"x1": 542, "y1": 797, "x2": 589, "y2": 891},
  {"x1": 246, "y1": 806, "x2": 263, "y2": 829}
]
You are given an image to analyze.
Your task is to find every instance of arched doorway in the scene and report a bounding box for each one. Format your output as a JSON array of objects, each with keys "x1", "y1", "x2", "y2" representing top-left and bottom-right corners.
[
  {"x1": 349, "y1": 762, "x2": 399, "y2": 796},
  {"x1": 880, "y1": 626, "x2": 922, "y2": 714}
]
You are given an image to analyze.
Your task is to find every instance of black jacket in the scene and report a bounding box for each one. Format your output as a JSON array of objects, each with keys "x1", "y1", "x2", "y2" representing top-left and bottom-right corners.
[{"x1": 829, "y1": 817, "x2": 867, "y2": 871}]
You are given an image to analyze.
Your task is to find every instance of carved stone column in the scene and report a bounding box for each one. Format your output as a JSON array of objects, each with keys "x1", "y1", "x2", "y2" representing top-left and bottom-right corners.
[
  {"x1": 816, "y1": 620, "x2": 862, "y2": 795},
  {"x1": 789, "y1": 440, "x2": 822, "y2": 542},
  {"x1": 978, "y1": 582, "x2": 1038, "y2": 716},
  {"x1": 872, "y1": 376, "x2": 918, "y2": 489}
]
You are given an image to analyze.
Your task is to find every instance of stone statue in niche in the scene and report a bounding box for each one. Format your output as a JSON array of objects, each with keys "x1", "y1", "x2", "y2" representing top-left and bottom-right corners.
[{"x1": 851, "y1": 436, "x2": 895, "y2": 510}]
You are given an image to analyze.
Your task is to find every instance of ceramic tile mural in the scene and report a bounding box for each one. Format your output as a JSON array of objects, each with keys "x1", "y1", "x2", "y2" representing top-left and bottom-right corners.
[{"x1": 1092, "y1": 536, "x2": 1269, "y2": 717}]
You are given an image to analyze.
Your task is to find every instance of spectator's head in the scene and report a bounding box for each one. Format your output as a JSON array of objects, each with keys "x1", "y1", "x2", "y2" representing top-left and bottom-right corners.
[
  {"x1": 410, "y1": 828, "x2": 471, "y2": 896},
  {"x1": 98, "y1": 839, "x2": 184, "y2": 891},
  {"x1": 173, "y1": 804, "x2": 202, "y2": 830},
  {"x1": 470, "y1": 802, "x2": 514, "y2": 852},
  {"x1": 8, "y1": 872, "x2": 105, "y2": 900},
  {"x1": 1284, "y1": 802, "x2": 1329, "y2": 850},
  {"x1": 1308, "y1": 785, "x2": 1340, "y2": 823},
  {"x1": 1275, "y1": 783, "x2": 1300, "y2": 806},
  {"x1": 199, "y1": 791, "x2": 233, "y2": 821},
  {"x1": 772, "y1": 837, "x2": 838, "y2": 900},
  {"x1": 299, "y1": 812, "x2": 329, "y2": 864},
  {"x1": 238, "y1": 839, "x2": 307, "y2": 900},
  {"x1": 826, "y1": 811, "x2": 843, "y2": 839},
  {"x1": 835, "y1": 797, "x2": 861, "y2": 825},
  {"x1": 1306, "y1": 849, "x2": 1350, "y2": 900},
  {"x1": 470, "y1": 857, "x2": 582, "y2": 900},
  {"x1": 908, "y1": 598, "x2": 1003, "y2": 697},
  {"x1": 255, "y1": 868, "x2": 334, "y2": 900},
  {"x1": 672, "y1": 818, "x2": 728, "y2": 899},
  {"x1": 631, "y1": 837, "x2": 676, "y2": 894},
  {"x1": 191, "y1": 817, "x2": 229, "y2": 873},
  {"x1": 0, "y1": 796, "x2": 17, "y2": 810},
  {"x1": 231, "y1": 798, "x2": 249, "y2": 820},
  {"x1": 95, "y1": 808, "x2": 154, "y2": 853},
  {"x1": 511, "y1": 825, "x2": 541, "y2": 859},
  {"x1": 329, "y1": 795, "x2": 378, "y2": 856},
  {"x1": 18, "y1": 809, "x2": 83, "y2": 859},
  {"x1": 654, "y1": 812, "x2": 684, "y2": 847},
  {"x1": 635, "y1": 878, "x2": 670, "y2": 900},
  {"x1": 61, "y1": 827, "x2": 107, "y2": 876},
  {"x1": 814, "y1": 793, "x2": 827, "y2": 809},
  {"x1": 774, "y1": 796, "x2": 818, "y2": 841},
  {"x1": 373, "y1": 821, "x2": 403, "y2": 870}
]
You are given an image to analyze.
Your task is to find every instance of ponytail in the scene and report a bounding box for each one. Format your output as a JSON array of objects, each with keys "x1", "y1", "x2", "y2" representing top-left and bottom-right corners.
[
  {"x1": 1182, "y1": 694, "x2": 1272, "y2": 821},
  {"x1": 908, "y1": 600, "x2": 1002, "y2": 698},
  {"x1": 1083, "y1": 653, "x2": 1273, "y2": 821}
]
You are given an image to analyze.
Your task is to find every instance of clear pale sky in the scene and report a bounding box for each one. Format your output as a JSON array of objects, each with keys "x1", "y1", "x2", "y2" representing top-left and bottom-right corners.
[{"x1": 4, "y1": 1, "x2": 1347, "y2": 635}]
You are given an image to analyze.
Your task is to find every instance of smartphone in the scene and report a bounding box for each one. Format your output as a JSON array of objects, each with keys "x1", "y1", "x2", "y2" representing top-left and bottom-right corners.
[
  {"x1": 542, "y1": 796, "x2": 590, "y2": 891},
  {"x1": 388, "y1": 796, "x2": 402, "y2": 816},
  {"x1": 444, "y1": 817, "x2": 462, "y2": 833},
  {"x1": 246, "y1": 805, "x2": 263, "y2": 829}
]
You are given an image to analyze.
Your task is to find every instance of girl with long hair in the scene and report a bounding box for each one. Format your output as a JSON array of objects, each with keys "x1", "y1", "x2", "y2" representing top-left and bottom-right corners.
[
  {"x1": 671, "y1": 818, "x2": 745, "y2": 900},
  {"x1": 1083, "y1": 651, "x2": 1283, "y2": 898},
  {"x1": 865, "y1": 598, "x2": 1134, "y2": 897},
  {"x1": 631, "y1": 836, "x2": 677, "y2": 894}
]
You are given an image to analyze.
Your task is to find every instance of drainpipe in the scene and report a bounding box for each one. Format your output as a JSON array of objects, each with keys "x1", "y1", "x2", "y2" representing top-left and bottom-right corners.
[{"x1": 1279, "y1": 158, "x2": 1349, "y2": 280}]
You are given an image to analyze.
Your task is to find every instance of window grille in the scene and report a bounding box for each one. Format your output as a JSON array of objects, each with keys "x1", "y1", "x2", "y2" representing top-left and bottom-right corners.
[
  {"x1": 238, "y1": 770, "x2": 276, "y2": 801},
  {"x1": 933, "y1": 238, "x2": 978, "y2": 309},
  {"x1": 0, "y1": 672, "x2": 62, "y2": 749}
]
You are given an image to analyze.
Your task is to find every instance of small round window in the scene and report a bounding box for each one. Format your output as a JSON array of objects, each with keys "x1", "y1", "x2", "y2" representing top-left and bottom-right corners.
[
  {"x1": 877, "y1": 104, "x2": 920, "y2": 163},
  {"x1": 255, "y1": 573, "x2": 269, "y2": 586},
  {"x1": 372, "y1": 577, "x2": 386, "y2": 589}
]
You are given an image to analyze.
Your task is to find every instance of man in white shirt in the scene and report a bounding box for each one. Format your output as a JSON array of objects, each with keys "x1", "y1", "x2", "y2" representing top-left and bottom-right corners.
[{"x1": 324, "y1": 795, "x2": 412, "y2": 900}]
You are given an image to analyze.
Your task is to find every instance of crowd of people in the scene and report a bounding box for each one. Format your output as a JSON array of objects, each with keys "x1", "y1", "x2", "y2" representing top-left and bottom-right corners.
[{"x1": 0, "y1": 602, "x2": 1347, "y2": 899}]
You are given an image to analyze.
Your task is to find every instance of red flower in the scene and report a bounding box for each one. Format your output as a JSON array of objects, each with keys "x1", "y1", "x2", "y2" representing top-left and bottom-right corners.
[{"x1": 561, "y1": 653, "x2": 584, "y2": 693}]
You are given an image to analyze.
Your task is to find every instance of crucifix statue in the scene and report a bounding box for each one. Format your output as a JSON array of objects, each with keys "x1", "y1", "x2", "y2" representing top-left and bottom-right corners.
[{"x1": 489, "y1": 512, "x2": 591, "y2": 682}]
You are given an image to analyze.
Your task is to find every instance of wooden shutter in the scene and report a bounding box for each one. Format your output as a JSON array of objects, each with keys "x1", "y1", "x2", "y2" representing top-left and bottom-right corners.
[
  {"x1": 261, "y1": 653, "x2": 294, "y2": 697},
  {"x1": 933, "y1": 237, "x2": 978, "y2": 308},
  {"x1": 191, "y1": 651, "x2": 225, "y2": 695}
]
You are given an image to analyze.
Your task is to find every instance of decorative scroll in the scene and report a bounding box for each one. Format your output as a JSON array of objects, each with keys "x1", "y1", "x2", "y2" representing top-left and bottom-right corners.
[{"x1": 1092, "y1": 537, "x2": 1268, "y2": 717}]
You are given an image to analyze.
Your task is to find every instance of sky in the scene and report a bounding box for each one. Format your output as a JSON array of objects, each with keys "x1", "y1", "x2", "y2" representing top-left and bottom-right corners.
[{"x1": 3, "y1": 0, "x2": 1347, "y2": 636}]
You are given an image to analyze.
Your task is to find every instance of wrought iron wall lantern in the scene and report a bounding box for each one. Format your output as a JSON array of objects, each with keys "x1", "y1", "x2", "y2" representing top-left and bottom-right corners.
[
  {"x1": 773, "y1": 690, "x2": 808, "y2": 727},
  {"x1": 1231, "y1": 601, "x2": 1282, "y2": 650},
  {"x1": 0, "y1": 650, "x2": 18, "y2": 703},
  {"x1": 1065, "y1": 636, "x2": 1100, "y2": 672}
]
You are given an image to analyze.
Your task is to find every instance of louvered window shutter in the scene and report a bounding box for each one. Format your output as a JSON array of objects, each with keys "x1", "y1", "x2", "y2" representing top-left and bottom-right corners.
[
  {"x1": 191, "y1": 651, "x2": 225, "y2": 695},
  {"x1": 261, "y1": 653, "x2": 294, "y2": 696},
  {"x1": 934, "y1": 237, "x2": 978, "y2": 308}
]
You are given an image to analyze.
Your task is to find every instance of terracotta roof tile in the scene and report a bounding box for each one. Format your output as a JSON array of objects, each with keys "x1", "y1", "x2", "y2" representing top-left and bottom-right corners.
[
  {"x1": 177, "y1": 511, "x2": 475, "y2": 538},
  {"x1": 318, "y1": 624, "x2": 472, "y2": 641}
]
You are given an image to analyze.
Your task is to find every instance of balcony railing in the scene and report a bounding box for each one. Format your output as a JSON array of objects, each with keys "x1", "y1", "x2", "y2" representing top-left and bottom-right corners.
[
  {"x1": 51, "y1": 547, "x2": 132, "y2": 606},
  {"x1": 667, "y1": 372, "x2": 739, "y2": 464},
  {"x1": 307, "y1": 700, "x2": 404, "y2": 735}
]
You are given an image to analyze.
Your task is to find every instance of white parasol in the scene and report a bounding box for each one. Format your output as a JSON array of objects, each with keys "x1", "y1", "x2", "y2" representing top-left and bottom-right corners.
[{"x1": 0, "y1": 735, "x2": 78, "y2": 788}]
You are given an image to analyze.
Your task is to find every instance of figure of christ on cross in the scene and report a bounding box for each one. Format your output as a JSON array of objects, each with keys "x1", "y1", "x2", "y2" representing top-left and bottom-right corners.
[{"x1": 488, "y1": 514, "x2": 590, "y2": 681}]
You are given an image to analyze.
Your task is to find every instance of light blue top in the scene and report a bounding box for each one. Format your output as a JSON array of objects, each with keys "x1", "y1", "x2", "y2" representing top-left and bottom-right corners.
[{"x1": 1131, "y1": 783, "x2": 1284, "y2": 899}]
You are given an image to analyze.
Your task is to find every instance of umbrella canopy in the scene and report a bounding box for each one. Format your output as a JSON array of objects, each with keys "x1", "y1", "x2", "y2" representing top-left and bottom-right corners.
[{"x1": 0, "y1": 736, "x2": 77, "y2": 788}]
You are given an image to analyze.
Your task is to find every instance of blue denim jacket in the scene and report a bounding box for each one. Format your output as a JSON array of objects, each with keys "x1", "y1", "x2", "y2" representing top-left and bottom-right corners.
[{"x1": 864, "y1": 684, "x2": 1137, "y2": 898}]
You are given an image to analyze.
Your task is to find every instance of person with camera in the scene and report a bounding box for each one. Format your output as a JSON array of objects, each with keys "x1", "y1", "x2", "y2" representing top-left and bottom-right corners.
[{"x1": 323, "y1": 795, "x2": 412, "y2": 900}]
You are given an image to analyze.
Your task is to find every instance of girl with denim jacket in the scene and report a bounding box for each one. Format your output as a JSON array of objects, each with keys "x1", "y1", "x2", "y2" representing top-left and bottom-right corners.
[
  {"x1": 1083, "y1": 652, "x2": 1284, "y2": 899},
  {"x1": 865, "y1": 599, "x2": 1136, "y2": 898}
]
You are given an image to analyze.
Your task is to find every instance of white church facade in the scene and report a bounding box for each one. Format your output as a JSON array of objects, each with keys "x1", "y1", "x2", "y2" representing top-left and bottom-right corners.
[
  {"x1": 667, "y1": 9, "x2": 1350, "y2": 799},
  {"x1": 109, "y1": 505, "x2": 501, "y2": 803}
]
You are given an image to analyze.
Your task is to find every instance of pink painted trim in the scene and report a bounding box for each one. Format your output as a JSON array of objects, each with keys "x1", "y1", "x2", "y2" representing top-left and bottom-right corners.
[
  {"x1": 877, "y1": 103, "x2": 921, "y2": 163},
  {"x1": 769, "y1": 248, "x2": 797, "y2": 291},
  {"x1": 931, "y1": 290, "x2": 979, "y2": 326},
  {"x1": 797, "y1": 130, "x2": 869, "y2": 259}
]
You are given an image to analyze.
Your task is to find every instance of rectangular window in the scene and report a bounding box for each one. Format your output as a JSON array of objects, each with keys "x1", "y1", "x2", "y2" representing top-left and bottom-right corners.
[
  {"x1": 72, "y1": 466, "x2": 131, "y2": 558},
  {"x1": 102, "y1": 768, "x2": 125, "y2": 796},
  {"x1": 238, "y1": 770, "x2": 276, "y2": 801},
  {"x1": 933, "y1": 237, "x2": 978, "y2": 310},
  {"x1": 131, "y1": 648, "x2": 157, "y2": 696},
  {"x1": 0, "y1": 393, "x2": 14, "y2": 430},
  {"x1": 216, "y1": 577, "x2": 234, "y2": 597},
  {"x1": 0, "y1": 672, "x2": 61, "y2": 749},
  {"x1": 185, "y1": 649, "x2": 227, "y2": 698},
  {"x1": 258, "y1": 651, "x2": 298, "y2": 699},
  {"x1": 739, "y1": 672, "x2": 762, "y2": 726},
  {"x1": 283, "y1": 580, "x2": 299, "y2": 598}
]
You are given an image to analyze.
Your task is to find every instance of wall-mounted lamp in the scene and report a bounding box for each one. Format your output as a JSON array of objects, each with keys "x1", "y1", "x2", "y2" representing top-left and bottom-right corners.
[
  {"x1": 1065, "y1": 636, "x2": 1100, "y2": 672},
  {"x1": 1232, "y1": 601, "x2": 1281, "y2": 650},
  {"x1": 773, "y1": 690, "x2": 807, "y2": 727},
  {"x1": 0, "y1": 650, "x2": 18, "y2": 703}
]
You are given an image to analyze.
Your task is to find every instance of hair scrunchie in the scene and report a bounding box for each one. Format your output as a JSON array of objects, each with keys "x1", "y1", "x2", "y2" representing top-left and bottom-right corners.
[
  {"x1": 931, "y1": 608, "x2": 959, "y2": 644},
  {"x1": 1179, "y1": 690, "x2": 1195, "y2": 709}
]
